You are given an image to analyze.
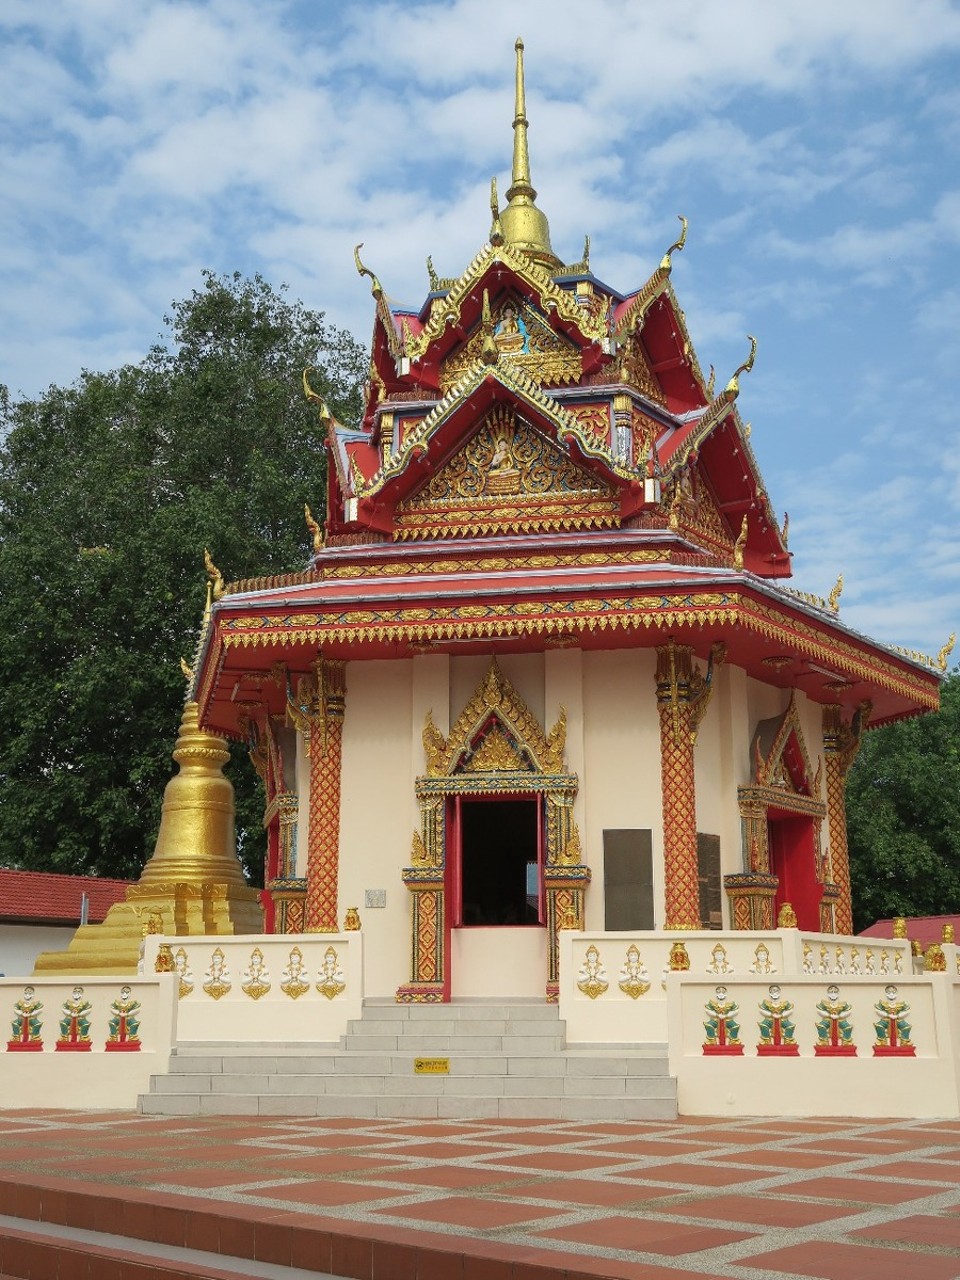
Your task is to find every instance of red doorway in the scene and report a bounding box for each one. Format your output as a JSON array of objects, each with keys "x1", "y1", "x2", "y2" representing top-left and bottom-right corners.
[{"x1": 768, "y1": 811, "x2": 821, "y2": 930}]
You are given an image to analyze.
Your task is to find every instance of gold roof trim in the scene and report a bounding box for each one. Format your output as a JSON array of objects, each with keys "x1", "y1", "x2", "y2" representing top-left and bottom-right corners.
[
  {"x1": 209, "y1": 596, "x2": 940, "y2": 710},
  {"x1": 355, "y1": 359, "x2": 643, "y2": 502},
  {"x1": 407, "y1": 240, "x2": 607, "y2": 361},
  {"x1": 615, "y1": 217, "x2": 687, "y2": 343},
  {"x1": 422, "y1": 657, "x2": 567, "y2": 777},
  {"x1": 354, "y1": 243, "x2": 408, "y2": 363}
]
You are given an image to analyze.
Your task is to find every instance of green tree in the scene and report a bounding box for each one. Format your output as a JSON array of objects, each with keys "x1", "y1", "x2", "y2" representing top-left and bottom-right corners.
[
  {"x1": 847, "y1": 671, "x2": 960, "y2": 931},
  {"x1": 0, "y1": 272, "x2": 365, "y2": 882}
]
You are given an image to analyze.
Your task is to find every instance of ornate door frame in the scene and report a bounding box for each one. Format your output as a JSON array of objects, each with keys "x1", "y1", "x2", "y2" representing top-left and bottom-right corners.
[
  {"x1": 397, "y1": 660, "x2": 588, "y2": 1003},
  {"x1": 725, "y1": 694, "x2": 832, "y2": 931}
]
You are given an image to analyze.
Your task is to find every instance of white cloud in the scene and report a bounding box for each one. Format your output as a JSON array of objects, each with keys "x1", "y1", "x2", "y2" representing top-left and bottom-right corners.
[{"x1": 0, "y1": 0, "x2": 958, "y2": 655}]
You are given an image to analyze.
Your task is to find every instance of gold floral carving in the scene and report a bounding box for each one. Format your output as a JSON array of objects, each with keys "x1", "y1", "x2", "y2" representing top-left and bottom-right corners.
[
  {"x1": 208, "y1": 594, "x2": 941, "y2": 713},
  {"x1": 395, "y1": 407, "x2": 616, "y2": 540},
  {"x1": 753, "y1": 693, "x2": 817, "y2": 791},
  {"x1": 406, "y1": 241, "x2": 607, "y2": 362},
  {"x1": 678, "y1": 474, "x2": 737, "y2": 559},
  {"x1": 616, "y1": 333, "x2": 666, "y2": 406},
  {"x1": 324, "y1": 549, "x2": 672, "y2": 579},
  {"x1": 440, "y1": 298, "x2": 582, "y2": 391},
  {"x1": 468, "y1": 727, "x2": 525, "y2": 772},
  {"x1": 566, "y1": 402, "x2": 611, "y2": 441},
  {"x1": 422, "y1": 659, "x2": 566, "y2": 778}
]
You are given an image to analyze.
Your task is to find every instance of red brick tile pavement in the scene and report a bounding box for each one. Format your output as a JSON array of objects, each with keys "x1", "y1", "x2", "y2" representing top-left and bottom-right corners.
[
  {"x1": 536, "y1": 1214, "x2": 756, "y2": 1255},
  {"x1": 1, "y1": 1111, "x2": 959, "y2": 1280},
  {"x1": 746, "y1": 1240, "x2": 960, "y2": 1280},
  {"x1": 851, "y1": 1213, "x2": 960, "y2": 1249}
]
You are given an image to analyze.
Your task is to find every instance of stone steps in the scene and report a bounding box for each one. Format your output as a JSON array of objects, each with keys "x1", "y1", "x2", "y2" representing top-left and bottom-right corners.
[{"x1": 138, "y1": 1000, "x2": 678, "y2": 1120}]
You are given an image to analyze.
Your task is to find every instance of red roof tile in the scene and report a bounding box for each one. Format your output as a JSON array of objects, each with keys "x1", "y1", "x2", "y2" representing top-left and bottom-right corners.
[
  {"x1": 0, "y1": 869, "x2": 132, "y2": 924},
  {"x1": 860, "y1": 916, "x2": 960, "y2": 946}
]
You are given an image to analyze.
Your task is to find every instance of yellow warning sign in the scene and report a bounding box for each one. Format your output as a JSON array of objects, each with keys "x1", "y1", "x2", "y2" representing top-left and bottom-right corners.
[{"x1": 414, "y1": 1057, "x2": 450, "y2": 1074}]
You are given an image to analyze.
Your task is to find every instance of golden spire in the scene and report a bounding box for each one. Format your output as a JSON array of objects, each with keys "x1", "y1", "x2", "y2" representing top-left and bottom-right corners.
[
  {"x1": 32, "y1": 702, "x2": 262, "y2": 975},
  {"x1": 500, "y1": 38, "x2": 560, "y2": 270}
]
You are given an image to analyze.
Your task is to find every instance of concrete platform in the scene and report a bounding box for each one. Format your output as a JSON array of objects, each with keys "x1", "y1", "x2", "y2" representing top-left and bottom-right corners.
[{"x1": 1, "y1": 1110, "x2": 960, "y2": 1278}]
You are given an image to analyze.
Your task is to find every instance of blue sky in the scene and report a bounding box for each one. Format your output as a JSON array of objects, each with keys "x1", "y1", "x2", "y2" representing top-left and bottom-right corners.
[{"x1": 2, "y1": 0, "x2": 959, "y2": 662}]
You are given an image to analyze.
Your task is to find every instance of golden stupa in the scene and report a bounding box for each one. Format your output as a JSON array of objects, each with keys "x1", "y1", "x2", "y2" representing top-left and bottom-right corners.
[{"x1": 33, "y1": 701, "x2": 263, "y2": 976}]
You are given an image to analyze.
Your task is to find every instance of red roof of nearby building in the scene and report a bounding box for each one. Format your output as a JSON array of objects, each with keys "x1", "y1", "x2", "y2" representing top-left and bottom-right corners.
[
  {"x1": 0, "y1": 869, "x2": 131, "y2": 925},
  {"x1": 860, "y1": 916, "x2": 960, "y2": 947}
]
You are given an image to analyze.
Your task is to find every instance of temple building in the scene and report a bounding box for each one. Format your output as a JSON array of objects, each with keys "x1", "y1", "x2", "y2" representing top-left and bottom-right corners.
[{"x1": 187, "y1": 40, "x2": 944, "y2": 1005}]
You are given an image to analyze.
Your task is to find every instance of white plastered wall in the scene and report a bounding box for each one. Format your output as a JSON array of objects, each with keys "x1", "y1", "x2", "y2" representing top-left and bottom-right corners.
[
  {"x1": 581, "y1": 649, "x2": 663, "y2": 929},
  {"x1": 338, "y1": 660, "x2": 415, "y2": 997}
]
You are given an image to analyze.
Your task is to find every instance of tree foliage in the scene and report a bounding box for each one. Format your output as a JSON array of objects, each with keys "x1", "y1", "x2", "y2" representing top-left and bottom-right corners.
[
  {"x1": 847, "y1": 672, "x2": 960, "y2": 931},
  {"x1": 0, "y1": 272, "x2": 365, "y2": 882}
]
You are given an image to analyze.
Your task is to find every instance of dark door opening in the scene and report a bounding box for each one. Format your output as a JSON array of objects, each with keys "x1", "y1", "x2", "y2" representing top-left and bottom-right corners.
[{"x1": 458, "y1": 797, "x2": 542, "y2": 926}]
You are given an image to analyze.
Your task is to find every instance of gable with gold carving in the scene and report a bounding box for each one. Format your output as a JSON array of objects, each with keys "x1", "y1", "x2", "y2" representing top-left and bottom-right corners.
[
  {"x1": 440, "y1": 296, "x2": 583, "y2": 392},
  {"x1": 395, "y1": 405, "x2": 619, "y2": 540}
]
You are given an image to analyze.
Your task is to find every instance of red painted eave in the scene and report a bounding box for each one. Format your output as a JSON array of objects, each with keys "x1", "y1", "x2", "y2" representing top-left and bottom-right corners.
[{"x1": 195, "y1": 555, "x2": 939, "y2": 738}]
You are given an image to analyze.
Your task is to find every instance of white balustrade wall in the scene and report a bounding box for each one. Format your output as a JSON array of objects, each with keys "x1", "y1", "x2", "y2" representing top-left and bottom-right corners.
[
  {"x1": 0, "y1": 975, "x2": 177, "y2": 1109},
  {"x1": 142, "y1": 933, "x2": 363, "y2": 1044},
  {"x1": 666, "y1": 973, "x2": 960, "y2": 1118},
  {"x1": 558, "y1": 929, "x2": 959, "y2": 1117}
]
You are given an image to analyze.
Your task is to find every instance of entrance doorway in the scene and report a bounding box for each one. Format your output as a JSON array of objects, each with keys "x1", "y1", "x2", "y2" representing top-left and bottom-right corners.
[
  {"x1": 454, "y1": 796, "x2": 543, "y2": 926},
  {"x1": 769, "y1": 812, "x2": 820, "y2": 930}
]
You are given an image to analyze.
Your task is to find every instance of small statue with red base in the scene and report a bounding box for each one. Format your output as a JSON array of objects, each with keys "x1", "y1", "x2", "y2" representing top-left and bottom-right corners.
[
  {"x1": 814, "y1": 983, "x2": 856, "y2": 1056},
  {"x1": 105, "y1": 986, "x2": 141, "y2": 1052},
  {"x1": 56, "y1": 985, "x2": 92, "y2": 1052},
  {"x1": 7, "y1": 986, "x2": 43, "y2": 1052},
  {"x1": 757, "y1": 984, "x2": 799, "y2": 1056},
  {"x1": 703, "y1": 985, "x2": 744, "y2": 1055},
  {"x1": 873, "y1": 984, "x2": 915, "y2": 1056}
]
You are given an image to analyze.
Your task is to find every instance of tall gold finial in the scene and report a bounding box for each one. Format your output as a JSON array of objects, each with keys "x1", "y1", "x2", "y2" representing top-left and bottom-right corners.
[
  {"x1": 500, "y1": 38, "x2": 559, "y2": 270},
  {"x1": 510, "y1": 39, "x2": 532, "y2": 198}
]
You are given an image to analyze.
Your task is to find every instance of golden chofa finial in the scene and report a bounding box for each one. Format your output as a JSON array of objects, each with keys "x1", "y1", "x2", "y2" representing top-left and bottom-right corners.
[
  {"x1": 353, "y1": 243, "x2": 383, "y2": 297},
  {"x1": 725, "y1": 335, "x2": 757, "y2": 397},
  {"x1": 937, "y1": 632, "x2": 956, "y2": 672},
  {"x1": 304, "y1": 503, "x2": 324, "y2": 555},
  {"x1": 179, "y1": 656, "x2": 194, "y2": 683},
  {"x1": 733, "y1": 514, "x2": 748, "y2": 569},
  {"x1": 500, "y1": 38, "x2": 560, "y2": 270},
  {"x1": 780, "y1": 511, "x2": 789, "y2": 549},
  {"x1": 828, "y1": 573, "x2": 843, "y2": 613},
  {"x1": 303, "y1": 367, "x2": 332, "y2": 424},
  {"x1": 203, "y1": 548, "x2": 225, "y2": 601},
  {"x1": 659, "y1": 215, "x2": 688, "y2": 271},
  {"x1": 489, "y1": 177, "x2": 504, "y2": 246}
]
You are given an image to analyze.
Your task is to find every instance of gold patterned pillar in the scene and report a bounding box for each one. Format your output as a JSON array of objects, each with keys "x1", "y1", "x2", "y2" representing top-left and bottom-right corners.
[
  {"x1": 288, "y1": 657, "x2": 347, "y2": 933},
  {"x1": 265, "y1": 792, "x2": 305, "y2": 934},
  {"x1": 822, "y1": 702, "x2": 870, "y2": 937},
  {"x1": 655, "y1": 642, "x2": 724, "y2": 930},
  {"x1": 544, "y1": 799, "x2": 591, "y2": 1002}
]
